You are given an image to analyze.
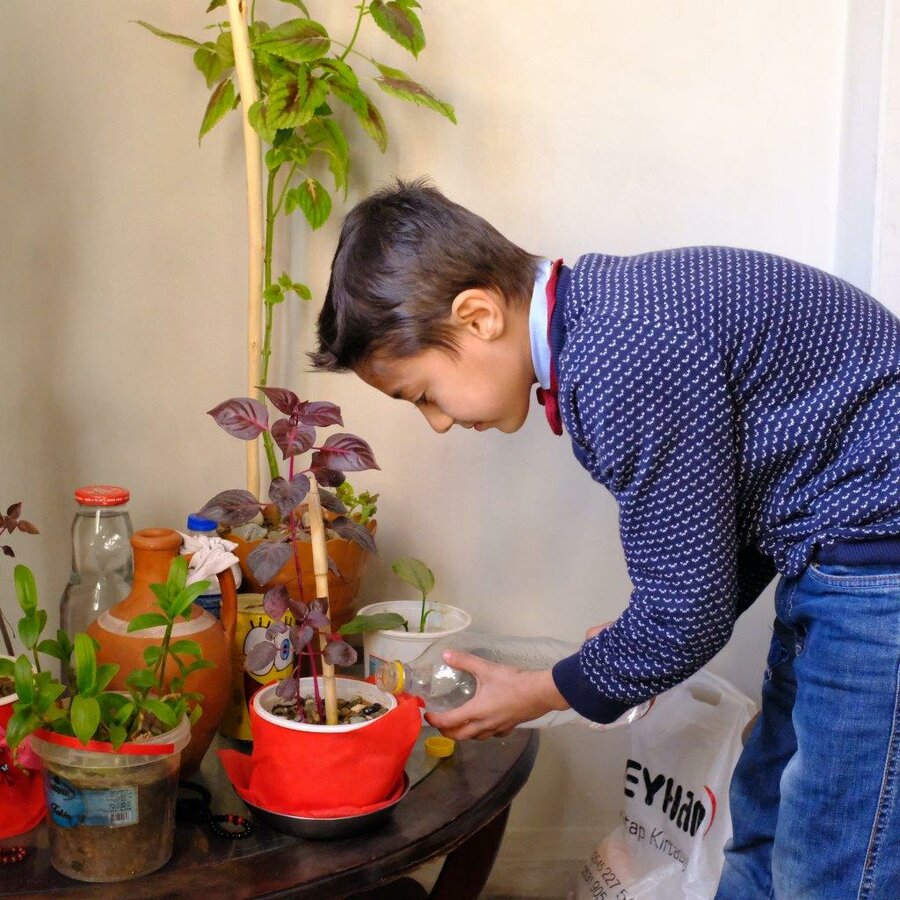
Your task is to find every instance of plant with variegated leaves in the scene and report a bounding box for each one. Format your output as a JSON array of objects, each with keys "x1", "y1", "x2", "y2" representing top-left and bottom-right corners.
[
  {"x1": 197, "y1": 387, "x2": 378, "y2": 718},
  {"x1": 138, "y1": 1, "x2": 455, "y2": 484}
]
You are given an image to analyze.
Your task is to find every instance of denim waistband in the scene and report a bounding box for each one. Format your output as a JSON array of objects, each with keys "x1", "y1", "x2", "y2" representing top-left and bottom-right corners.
[{"x1": 815, "y1": 536, "x2": 900, "y2": 566}]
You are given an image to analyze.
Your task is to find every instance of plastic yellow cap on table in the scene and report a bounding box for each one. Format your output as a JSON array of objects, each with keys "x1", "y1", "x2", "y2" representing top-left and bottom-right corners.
[{"x1": 424, "y1": 736, "x2": 456, "y2": 758}]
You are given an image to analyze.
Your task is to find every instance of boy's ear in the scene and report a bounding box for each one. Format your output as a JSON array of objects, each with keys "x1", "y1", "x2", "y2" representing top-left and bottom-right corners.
[{"x1": 450, "y1": 288, "x2": 506, "y2": 341}]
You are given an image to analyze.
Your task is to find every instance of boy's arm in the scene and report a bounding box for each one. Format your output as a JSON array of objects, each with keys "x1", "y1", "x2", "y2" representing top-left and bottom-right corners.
[{"x1": 553, "y1": 317, "x2": 746, "y2": 723}]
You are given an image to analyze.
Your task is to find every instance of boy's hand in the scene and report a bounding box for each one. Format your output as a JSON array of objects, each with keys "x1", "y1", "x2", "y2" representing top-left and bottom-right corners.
[
  {"x1": 424, "y1": 650, "x2": 570, "y2": 741},
  {"x1": 585, "y1": 621, "x2": 613, "y2": 640}
]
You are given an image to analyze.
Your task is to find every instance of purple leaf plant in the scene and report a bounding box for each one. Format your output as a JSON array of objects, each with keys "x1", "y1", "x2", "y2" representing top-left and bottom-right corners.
[
  {"x1": 198, "y1": 388, "x2": 379, "y2": 723},
  {"x1": 1, "y1": 502, "x2": 39, "y2": 656}
]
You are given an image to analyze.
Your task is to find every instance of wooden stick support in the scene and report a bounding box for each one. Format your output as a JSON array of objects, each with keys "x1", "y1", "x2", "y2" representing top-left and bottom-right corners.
[
  {"x1": 307, "y1": 475, "x2": 339, "y2": 725},
  {"x1": 226, "y1": 0, "x2": 264, "y2": 498}
]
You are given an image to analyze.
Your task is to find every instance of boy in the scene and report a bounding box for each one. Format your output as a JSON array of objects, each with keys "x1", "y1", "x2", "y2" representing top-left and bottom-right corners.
[{"x1": 313, "y1": 180, "x2": 900, "y2": 898}]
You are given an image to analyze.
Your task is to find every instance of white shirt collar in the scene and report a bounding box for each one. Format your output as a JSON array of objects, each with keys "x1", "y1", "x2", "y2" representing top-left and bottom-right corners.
[{"x1": 529, "y1": 259, "x2": 552, "y2": 390}]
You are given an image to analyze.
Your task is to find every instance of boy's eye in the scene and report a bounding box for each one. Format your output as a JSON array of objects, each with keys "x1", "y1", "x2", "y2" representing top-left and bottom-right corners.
[{"x1": 414, "y1": 393, "x2": 428, "y2": 406}]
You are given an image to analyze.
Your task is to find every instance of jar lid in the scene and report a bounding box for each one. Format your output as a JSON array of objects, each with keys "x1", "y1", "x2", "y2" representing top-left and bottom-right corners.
[
  {"x1": 74, "y1": 485, "x2": 130, "y2": 507},
  {"x1": 424, "y1": 736, "x2": 456, "y2": 758},
  {"x1": 187, "y1": 514, "x2": 217, "y2": 532}
]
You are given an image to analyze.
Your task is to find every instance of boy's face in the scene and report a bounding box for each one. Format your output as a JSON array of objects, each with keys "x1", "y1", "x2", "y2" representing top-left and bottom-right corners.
[{"x1": 359, "y1": 289, "x2": 536, "y2": 434}]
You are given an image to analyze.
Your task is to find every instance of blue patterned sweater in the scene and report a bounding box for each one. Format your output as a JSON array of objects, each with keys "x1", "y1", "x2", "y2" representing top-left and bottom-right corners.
[{"x1": 549, "y1": 247, "x2": 900, "y2": 723}]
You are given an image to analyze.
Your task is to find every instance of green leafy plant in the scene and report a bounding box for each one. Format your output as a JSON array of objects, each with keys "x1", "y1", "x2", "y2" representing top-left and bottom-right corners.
[
  {"x1": 1, "y1": 500, "x2": 39, "y2": 656},
  {"x1": 335, "y1": 482, "x2": 378, "y2": 526},
  {"x1": 340, "y1": 556, "x2": 435, "y2": 635},
  {"x1": 2, "y1": 559, "x2": 214, "y2": 753},
  {"x1": 138, "y1": 1, "x2": 455, "y2": 493}
]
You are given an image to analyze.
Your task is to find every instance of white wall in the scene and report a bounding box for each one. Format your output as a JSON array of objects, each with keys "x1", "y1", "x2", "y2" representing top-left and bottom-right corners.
[{"x1": 3, "y1": 0, "x2": 888, "y2": 892}]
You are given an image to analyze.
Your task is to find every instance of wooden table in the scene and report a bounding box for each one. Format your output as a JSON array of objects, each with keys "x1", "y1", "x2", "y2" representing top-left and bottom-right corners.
[{"x1": 1, "y1": 728, "x2": 539, "y2": 899}]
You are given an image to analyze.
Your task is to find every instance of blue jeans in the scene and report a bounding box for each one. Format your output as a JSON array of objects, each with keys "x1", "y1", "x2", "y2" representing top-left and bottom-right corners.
[{"x1": 716, "y1": 562, "x2": 900, "y2": 899}]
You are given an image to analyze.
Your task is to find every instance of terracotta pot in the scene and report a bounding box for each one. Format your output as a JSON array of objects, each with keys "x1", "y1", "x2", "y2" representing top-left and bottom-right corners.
[
  {"x1": 86, "y1": 528, "x2": 236, "y2": 774},
  {"x1": 228, "y1": 519, "x2": 376, "y2": 630}
]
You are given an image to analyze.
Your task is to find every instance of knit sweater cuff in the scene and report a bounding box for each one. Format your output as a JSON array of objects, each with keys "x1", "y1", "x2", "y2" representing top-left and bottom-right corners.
[{"x1": 551, "y1": 652, "x2": 631, "y2": 724}]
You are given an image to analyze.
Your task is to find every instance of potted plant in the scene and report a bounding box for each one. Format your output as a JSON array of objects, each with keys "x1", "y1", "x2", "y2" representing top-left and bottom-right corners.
[
  {"x1": 138, "y1": 0, "x2": 455, "y2": 499},
  {"x1": 345, "y1": 558, "x2": 472, "y2": 677},
  {"x1": 200, "y1": 390, "x2": 423, "y2": 833},
  {"x1": 1, "y1": 500, "x2": 39, "y2": 659},
  {"x1": 4, "y1": 559, "x2": 211, "y2": 882}
]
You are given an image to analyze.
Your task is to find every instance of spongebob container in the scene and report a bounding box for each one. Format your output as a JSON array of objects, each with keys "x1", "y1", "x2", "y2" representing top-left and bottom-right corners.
[{"x1": 219, "y1": 594, "x2": 295, "y2": 740}]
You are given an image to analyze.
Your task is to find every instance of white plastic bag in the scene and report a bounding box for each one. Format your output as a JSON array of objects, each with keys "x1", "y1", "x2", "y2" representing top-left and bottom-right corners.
[{"x1": 574, "y1": 669, "x2": 756, "y2": 900}]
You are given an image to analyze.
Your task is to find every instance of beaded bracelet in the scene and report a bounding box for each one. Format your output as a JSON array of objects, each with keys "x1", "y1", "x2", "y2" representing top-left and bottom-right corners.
[
  {"x1": 177, "y1": 780, "x2": 253, "y2": 841},
  {"x1": 0, "y1": 847, "x2": 27, "y2": 865}
]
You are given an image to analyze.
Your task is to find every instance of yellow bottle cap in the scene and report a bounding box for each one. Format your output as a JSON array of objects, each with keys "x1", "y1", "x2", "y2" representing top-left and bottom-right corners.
[
  {"x1": 392, "y1": 660, "x2": 405, "y2": 693},
  {"x1": 424, "y1": 736, "x2": 456, "y2": 758}
]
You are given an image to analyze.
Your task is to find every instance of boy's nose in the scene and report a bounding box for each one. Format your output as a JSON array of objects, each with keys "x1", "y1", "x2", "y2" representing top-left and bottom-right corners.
[{"x1": 422, "y1": 407, "x2": 453, "y2": 433}]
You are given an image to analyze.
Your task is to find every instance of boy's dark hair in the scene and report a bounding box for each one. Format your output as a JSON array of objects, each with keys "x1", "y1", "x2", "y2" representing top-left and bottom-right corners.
[{"x1": 312, "y1": 179, "x2": 540, "y2": 372}]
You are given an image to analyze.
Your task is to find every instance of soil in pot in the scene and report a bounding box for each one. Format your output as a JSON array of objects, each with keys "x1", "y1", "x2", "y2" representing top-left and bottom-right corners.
[
  {"x1": 270, "y1": 693, "x2": 390, "y2": 726},
  {"x1": 0, "y1": 676, "x2": 14, "y2": 699},
  {"x1": 42, "y1": 758, "x2": 178, "y2": 882}
]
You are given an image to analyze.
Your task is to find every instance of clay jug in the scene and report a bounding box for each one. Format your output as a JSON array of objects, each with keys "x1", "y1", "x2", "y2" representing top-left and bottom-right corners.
[{"x1": 86, "y1": 528, "x2": 236, "y2": 774}]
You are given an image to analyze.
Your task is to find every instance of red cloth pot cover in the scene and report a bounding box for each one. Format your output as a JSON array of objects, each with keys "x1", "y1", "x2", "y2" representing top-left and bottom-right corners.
[
  {"x1": 0, "y1": 719, "x2": 46, "y2": 840},
  {"x1": 218, "y1": 691, "x2": 423, "y2": 818}
]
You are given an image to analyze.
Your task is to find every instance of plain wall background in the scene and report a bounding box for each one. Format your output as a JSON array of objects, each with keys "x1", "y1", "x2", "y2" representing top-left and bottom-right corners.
[{"x1": 2, "y1": 0, "x2": 897, "y2": 891}]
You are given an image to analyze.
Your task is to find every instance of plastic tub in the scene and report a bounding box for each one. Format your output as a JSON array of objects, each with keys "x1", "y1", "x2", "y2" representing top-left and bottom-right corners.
[
  {"x1": 29, "y1": 716, "x2": 190, "y2": 882},
  {"x1": 357, "y1": 600, "x2": 472, "y2": 676}
]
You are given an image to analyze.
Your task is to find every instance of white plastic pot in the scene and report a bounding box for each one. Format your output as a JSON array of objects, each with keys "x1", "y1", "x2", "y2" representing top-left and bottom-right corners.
[
  {"x1": 356, "y1": 600, "x2": 472, "y2": 677},
  {"x1": 253, "y1": 677, "x2": 397, "y2": 733}
]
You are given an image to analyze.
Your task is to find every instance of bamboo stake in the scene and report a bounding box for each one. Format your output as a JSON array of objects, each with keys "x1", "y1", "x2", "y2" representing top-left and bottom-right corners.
[
  {"x1": 226, "y1": 0, "x2": 264, "y2": 497},
  {"x1": 307, "y1": 476, "x2": 339, "y2": 725}
]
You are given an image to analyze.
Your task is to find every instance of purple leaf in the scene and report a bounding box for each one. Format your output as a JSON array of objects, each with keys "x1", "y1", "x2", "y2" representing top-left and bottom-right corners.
[
  {"x1": 258, "y1": 386, "x2": 301, "y2": 416},
  {"x1": 6, "y1": 502, "x2": 21, "y2": 519},
  {"x1": 306, "y1": 598, "x2": 330, "y2": 630},
  {"x1": 310, "y1": 467, "x2": 346, "y2": 488},
  {"x1": 265, "y1": 621, "x2": 289, "y2": 639},
  {"x1": 324, "y1": 638, "x2": 357, "y2": 667},
  {"x1": 245, "y1": 640, "x2": 277, "y2": 674},
  {"x1": 263, "y1": 585, "x2": 290, "y2": 620},
  {"x1": 295, "y1": 401, "x2": 343, "y2": 427},
  {"x1": 271, "y1": 418, "x2": 316, "y2": 459},
  {"x1": 311, "y1": 433, "x2": 379, "y2": 472},
  {"x1": 16, "y1": 520, "x2": 38, "y2": 535},
  {"x1": 291, "y1": 472, "x2": 311, "y2": 497},
  {"x1": 275, "y1": 676, "x2": 299, "y2": 700},
  {"x1": 329, "y1": 516, "x2": 377, "y2": 554},
  {"x1": 2, "y1": 545, "x2": 14, "y2": 558},
  {"x1": 317, "y1": 488, "x2": 347, "y2": 515},
  {"x1": 247, "y1": 540, "x2": 293, "y2": 584},
  {"x1": 208, "y1": 397, "x2": 269, "y2": 440},
  {"x1": 197, "y1": 490, "x2": 262, "y2": 527},
  {"x1": 1, "y1": 516, "x2": 17, "y2": 533},
  {"x1": 287, "y1": 598, "x2": 309, "y2": 621},
  {"x1": 268, "y1": 476, "x2": 308, "y2": 520},
  {"x1": 290, "y1": 624, "x2": 315, "y2": 652}
]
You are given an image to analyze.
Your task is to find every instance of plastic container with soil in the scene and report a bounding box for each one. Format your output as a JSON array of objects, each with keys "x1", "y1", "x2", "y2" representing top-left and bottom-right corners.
[{"x1": 29, "y1": 716, "x2": 190, "y2": 882}]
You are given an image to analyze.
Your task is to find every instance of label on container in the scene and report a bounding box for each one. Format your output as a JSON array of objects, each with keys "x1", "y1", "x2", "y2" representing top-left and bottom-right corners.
[{"x1": 46, "y1": 772, "x2": 138, "y2": 828}]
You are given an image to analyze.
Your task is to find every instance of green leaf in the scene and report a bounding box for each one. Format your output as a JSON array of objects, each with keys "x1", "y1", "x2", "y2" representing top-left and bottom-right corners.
[
  {"x1": 370, "y1": 1, "x2": 426, "y2": 57},
  {"x1": 264, "y1": 284, "x2": 285, "y2": 306},
  {"x1": 181, "y1": 659, "x2": 216, "y2": 677},
  {"x1": 278, "y1": 0, "x2": 310, "y2": 12},
  {"x1": 36, "y1": 638, "x2": 66, "y2": 661},
  {"x1": 171, "y1": 581, "x2": 210, "y2": 620},
  {"x1": 248, "y1": 99, "x2": 278, "y2": 143},
  {"x1": 199, "y1": 77, "x2": 236, "y2": 142},
  {"x1": 189, "y1": 704, "x2": 204, "y2": 726},
  {"x1": 95, "y1": 663, "x2": 119, "y2": 692},
  {"x1": 304, "y1": 117, "x2": 350, "y2": 195},
  {"x1": 169, "y1": 639, "x2": 203, "y2": 660},
  {"x1": 108, "y1": 723, "x2": 128, "y2": 750},
  {"x1": 13, "y1": 655, "x2": 33, "y2": 703},
  {"x1": 291, "y1": 282, "x2": 312, "y2": 300},
  {"x1": 0, "y1": 657, "x2": 12, "y2": 679},
  {"x1": 16, "y1": 613, "x2": 42, "y2": 651},
  {"x1": 374, "y1": 64, "x2": 456, "y2": 123},
  {"x1": 143, "y1": 645, "x2": 163, "y2": 667},
  {"x1": 74, "y1": 633, "x2": 98, "y2": 696},
  {"x1": 32, "y1": 680, "x2": 65, "y2": 715},
  {"x1": 207, "y1": 0, "x2": 228, "y2": 10},
  {"x1": 316, "y1": 57, "x2": 360, "y2": 91},
  {"x1": 392, "y1": 557, "x2": 435, "y2": 596},
  {"x1": 193, "y1": 42, "x2": 231, "y2": 89},
  {"x1": 13, "y1": 564, "x2": 38, "y2": 615},
  {"x1": 135, "y1": 21, "x2": 203, "y2": 49},
  {"x1": 327, "y1": 82, "x2": 388, "y2": 151},
  {"x1": 166, "y1": 555, "x2": 188, "y2": 595},
  {"x1": 111, "y1": 699, "x2": 135, "y2": 726},
  {"x1": 125, "y1": 668, "x2": 157, "y2": 692},
  {"x1": 339, "y1": 612, "x2": 408, "y2": 635},
  {"x1": 70, "y1": 695, "x2": 101, "y2": 745},
  {"x1": 144, "y1": 699, "x2": 177, "y2": 729},
  {"x1": 265, "y1": 72, "x2": 327, "y2": 130},
  {"x1": 251, "y1": 18, "x2": 330, "y2": 63},
  {"x1": 127, "y1": 613, "x2": 171, "y2": 633},
  {"x1": 4, "y1": 708, "x2": 40, "y2": 751},
  {"x1": 286, "y1": 178, "x2": 332, "y2": 229}
]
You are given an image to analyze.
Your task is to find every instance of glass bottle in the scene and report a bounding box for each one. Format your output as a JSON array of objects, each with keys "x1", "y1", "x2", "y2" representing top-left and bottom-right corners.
[
  {"x1": 184, "y1": 513, "x2": 222, "y2": 619},
  {"x1": 375, "y1": 631, "x2": 653, "y2": 730},
  {"x1": 59, "y1": 485, "x2": 134, "y2": 646}
]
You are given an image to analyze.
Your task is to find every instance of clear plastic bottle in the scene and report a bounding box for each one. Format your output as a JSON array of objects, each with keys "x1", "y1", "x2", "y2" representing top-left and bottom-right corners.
[
  {"x1": 375, "y1": 631, "x2": 652, "y2": 730},
  {"x1": 59, "y1": 485, "x2": 134, "y2": 645}
]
